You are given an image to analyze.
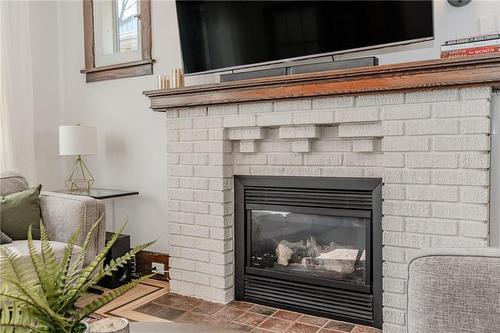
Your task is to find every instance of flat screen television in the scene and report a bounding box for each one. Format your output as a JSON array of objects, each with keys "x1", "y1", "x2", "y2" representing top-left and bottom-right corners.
[{"x1": 176, "y1": 1, "x2": 434, "y2": 74}]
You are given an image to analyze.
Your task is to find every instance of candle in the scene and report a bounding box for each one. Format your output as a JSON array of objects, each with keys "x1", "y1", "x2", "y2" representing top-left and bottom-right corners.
[{"x1": 172, "y1": 68, "x2": 177, "y2": 88}]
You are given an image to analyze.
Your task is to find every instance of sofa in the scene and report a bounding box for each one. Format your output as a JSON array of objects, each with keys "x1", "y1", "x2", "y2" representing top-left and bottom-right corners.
[
  {"x1": 407, "y1": 248, "x2": 500, "y2": 333},
  {"x1": 0, "y1": 171, "x2": 105, "y2": 266}
]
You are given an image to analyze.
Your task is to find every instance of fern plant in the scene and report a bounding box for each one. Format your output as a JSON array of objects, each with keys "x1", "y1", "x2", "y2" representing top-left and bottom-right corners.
[
  {"x1": 0, "y1": 302, "x2": 39, "y2": 333},
  {"x1": 0, "y1": 217, "x2": 154, "y2": 333}
]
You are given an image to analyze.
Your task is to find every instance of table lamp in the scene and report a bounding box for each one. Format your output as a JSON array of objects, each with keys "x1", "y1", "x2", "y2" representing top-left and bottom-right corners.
[{"x1": 59, "y1": 125, "x2": 97, "y2": 193}]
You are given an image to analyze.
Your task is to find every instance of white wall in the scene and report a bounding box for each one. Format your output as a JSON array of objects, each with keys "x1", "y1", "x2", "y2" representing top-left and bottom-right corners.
[
  {"x1": 53, "y1": 0, "x2": 182, "y2": 252},
  {"x1": 30, "y1": 1, "x2": 65, "y2": 189},
  {"x1": 27, "y1": 0, "x2": 500, "y2": 253},
  {"x1": 370, "y1": 0, "x2": 500, "y2": 64}
]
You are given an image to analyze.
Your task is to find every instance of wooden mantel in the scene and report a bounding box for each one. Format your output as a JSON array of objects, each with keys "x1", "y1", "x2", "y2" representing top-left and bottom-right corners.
[{"x1": 143, "y1": 54, "x2": 500, "y2": 111}]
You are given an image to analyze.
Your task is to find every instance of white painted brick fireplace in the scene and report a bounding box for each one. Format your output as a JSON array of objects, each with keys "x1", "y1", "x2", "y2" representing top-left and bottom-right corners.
[{"x1": 165, "y1": 87, "x2": 492, "y2": 332}]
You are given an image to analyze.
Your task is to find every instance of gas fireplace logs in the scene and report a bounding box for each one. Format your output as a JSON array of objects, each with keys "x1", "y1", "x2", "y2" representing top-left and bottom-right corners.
[{"x1": 274, "y1": 237, "x2": 364, "y2": 274}]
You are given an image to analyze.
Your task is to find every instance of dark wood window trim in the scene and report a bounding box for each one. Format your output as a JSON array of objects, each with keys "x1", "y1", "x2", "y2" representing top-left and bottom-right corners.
[{"x1": 81, "y1": 0, "x2": 154, "y2": 83}]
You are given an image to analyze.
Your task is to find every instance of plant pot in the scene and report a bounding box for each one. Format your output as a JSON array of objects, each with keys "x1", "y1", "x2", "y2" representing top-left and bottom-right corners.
[
  {"x1": 72, "y1": 321, "x2": 89, "y2": 333},
  {"x1": 89, "y1": 318, "x2": 129, "y2": 333}
]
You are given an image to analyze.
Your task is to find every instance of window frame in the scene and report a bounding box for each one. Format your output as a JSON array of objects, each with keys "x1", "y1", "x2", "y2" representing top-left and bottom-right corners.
[{"x1": 81, "y1": 0, "x2": 154, "y2": 83}]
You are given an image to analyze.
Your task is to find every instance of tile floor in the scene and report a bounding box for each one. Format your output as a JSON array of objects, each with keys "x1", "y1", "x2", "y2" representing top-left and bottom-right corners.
[{"x1": 135, "y1": 293, "x2": 381, "y2": 333}]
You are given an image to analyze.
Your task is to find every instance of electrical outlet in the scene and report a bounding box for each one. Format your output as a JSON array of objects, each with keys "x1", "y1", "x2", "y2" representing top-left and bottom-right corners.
[
  {"x1": 135, "y1": 250, "x2": 169, "y2": 281},
  {"x1": 151, "y1": 262, "x2": 165, "y2": 275}
]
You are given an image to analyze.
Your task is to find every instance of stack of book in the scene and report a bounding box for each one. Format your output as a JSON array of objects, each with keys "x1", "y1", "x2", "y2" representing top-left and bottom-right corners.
[{"x1": 441, "y1": 33, "x2": 500, "y2": 59}]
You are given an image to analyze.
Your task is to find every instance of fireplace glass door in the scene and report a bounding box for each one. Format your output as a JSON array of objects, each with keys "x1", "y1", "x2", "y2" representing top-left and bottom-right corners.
[
  {"x1": 235, "y1": 176, "x2": 382, "y2": 327},
  {"x1": 249, "y1": 209, "x2": 370, "y2": 286}
]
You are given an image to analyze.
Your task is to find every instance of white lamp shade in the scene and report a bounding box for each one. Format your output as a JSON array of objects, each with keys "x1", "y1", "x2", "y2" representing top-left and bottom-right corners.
[{"x1": 59, "y1": 125, "x2": 97, "y2": 156}]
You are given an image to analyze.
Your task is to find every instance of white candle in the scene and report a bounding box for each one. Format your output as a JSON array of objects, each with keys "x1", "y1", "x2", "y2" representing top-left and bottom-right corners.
[{"x1": 171, "y1": 68, "x2": 176, "y2": 88}]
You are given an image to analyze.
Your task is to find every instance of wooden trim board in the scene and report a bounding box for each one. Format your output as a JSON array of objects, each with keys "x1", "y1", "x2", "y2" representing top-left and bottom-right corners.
[
  {"x1": 76, "y1": 279, "x2": 170, "y2": 322},
  {"x1": 143, "y1": 54, "x2": 500, "y2": 111},
  {"x1": 81, "y1": 60, "x2": 154, "y2": 83},
  {"x1": 81, "y1": 0, "x2": 154, "y2": 83}
]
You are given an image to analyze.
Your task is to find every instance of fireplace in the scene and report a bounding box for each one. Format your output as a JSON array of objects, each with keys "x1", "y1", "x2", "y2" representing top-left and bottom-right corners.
[
  {"x1": 148, "y1": 62, "x2": 494, "y2": 332},
  {"x1": 234, "y1": 176, "x2": 383, "y2": 328}
]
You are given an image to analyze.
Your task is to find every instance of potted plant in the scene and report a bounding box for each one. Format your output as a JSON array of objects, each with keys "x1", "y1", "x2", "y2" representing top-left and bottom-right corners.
[{"x1": 0, "y1": 218, "x2": 154, "y2": 332}]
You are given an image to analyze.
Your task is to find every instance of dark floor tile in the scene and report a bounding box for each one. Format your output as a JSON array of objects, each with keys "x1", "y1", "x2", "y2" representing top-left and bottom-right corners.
[
  {"x1": 324, "y1": 320, "x2": 355, "y2": 332},
  {"x1": 212, "y1": 306, "x2": 245, "y2": 321},
  {"x1": 135, "y1": 302, "x2": 165, "y2": 315},
  {"x1": 252, "y1": 328, "x2": 274, "y2": 333},
  {"x1": 235, "y1": 312, "x2": 269, "y2": 327},
  {"x1": 272, "y1": 310, "x2": 302, "y2": 322},
  {"x1": 287, "y1": 323, "x2": 321, "y2": 333},
  {"x1": 318, "y1": 329, "x2": 345, "y2": 333},
  {"x1": 258, "y1": 317, "x2": 293, "y2": 332},
  {"x1": 153, "y1": 294, "x2": 187, "y2": 307},
  {"x1": 153, "y1": 306, "x2": 186, "y2": 320},
  {"x1": 350, "y1": 326, "x2": 382, "y2": 333},
  {"x1": 204, "y1": 317, "x2": 231, "y2": 328},
  {"x1": 227, "y1": 300, "x2": 256, "y2": 311},
  {"x1": 171, "y1": 297, "x2": 203, "y2": 311},
  {"x1": 176, "y1": 311, "x2": 210, "y2": 324},
  {"x1": 225, "y1": 321, "x2": 255, "y2": 332},
  {"x1": 191, "y1": 301, "x2": 225, "y2": 315},
  {"x1": 250, "y1": 305, "x2": 277, "y2": 316},
  {"x1": 297, "y1": 315, "x2": 329, "y2": 327},
  {"x1": 134, "y1": 292, "x2": 377, "y2": 333}
]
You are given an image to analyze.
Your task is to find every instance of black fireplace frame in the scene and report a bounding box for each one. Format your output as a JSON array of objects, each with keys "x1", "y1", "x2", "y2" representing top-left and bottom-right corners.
[{"x1": 234, "y1": 175, "x2": 382, "y2": 328}]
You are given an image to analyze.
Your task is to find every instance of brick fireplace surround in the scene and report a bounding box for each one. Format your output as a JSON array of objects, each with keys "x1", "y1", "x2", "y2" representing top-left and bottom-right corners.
[{"x1": 144, "y1": 55, "x2": 500, "y2": 332}]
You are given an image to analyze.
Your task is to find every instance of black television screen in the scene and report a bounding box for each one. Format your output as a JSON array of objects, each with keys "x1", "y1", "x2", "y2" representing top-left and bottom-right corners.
[{"x1": 176, "y1": 1, "x2": 434, "y2": 74}]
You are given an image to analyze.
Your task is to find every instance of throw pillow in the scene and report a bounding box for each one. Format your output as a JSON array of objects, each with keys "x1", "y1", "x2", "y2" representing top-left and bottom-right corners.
[
  {"x1": 0, "y1": 231, "x2": 13, "y2": 244},
  {"x1": 0, "y1": 185, "x2": 42, "y2": 240}
]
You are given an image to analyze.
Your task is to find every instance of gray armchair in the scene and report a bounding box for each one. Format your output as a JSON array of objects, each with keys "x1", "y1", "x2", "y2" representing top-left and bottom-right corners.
[
  {"x1": 0, "y1": 171, "x2": 105, "y2": 266},
  {"x1": 407, "y1": 248, "x2": 500, "y2": 333}
]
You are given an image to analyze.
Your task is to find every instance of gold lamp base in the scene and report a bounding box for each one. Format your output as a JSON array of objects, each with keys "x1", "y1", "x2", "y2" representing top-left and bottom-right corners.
[{"x1": 65, "y1": 155, "x2": 94, "y2": 194}]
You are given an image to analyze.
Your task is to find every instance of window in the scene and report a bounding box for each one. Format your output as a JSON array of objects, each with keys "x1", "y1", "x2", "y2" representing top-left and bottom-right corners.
[{"x1": 81, "y1": 0, "x2": 153, "y2": 82}]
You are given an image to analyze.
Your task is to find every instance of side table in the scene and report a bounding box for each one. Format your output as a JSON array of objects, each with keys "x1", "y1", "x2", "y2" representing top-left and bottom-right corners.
[
  {"x1": 55, "y1": 187, "x2": 139, "y2": 230},
  {"x1": 56, "y1": 188, "x2": 139, "y2": 199},
  {"x1": 56, "y1": 188, "x2": 139, "y2": 289},
  {"x1": 98, "y1": 232, "x2": 132, "y2": 289}
]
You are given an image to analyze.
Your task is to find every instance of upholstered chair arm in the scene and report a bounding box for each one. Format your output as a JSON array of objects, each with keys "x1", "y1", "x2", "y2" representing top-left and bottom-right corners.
[
  {"x1": 407, "y1": 248, "x2": 500, "y2": 333},
  {"x1": 39, "y1": 191, "x2": 106, "y2": 266}
]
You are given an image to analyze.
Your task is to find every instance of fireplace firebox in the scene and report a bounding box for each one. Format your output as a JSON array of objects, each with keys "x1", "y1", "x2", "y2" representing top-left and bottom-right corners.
[{"x1": 234, "y1": 176, "x2": 382, "y2": 328}]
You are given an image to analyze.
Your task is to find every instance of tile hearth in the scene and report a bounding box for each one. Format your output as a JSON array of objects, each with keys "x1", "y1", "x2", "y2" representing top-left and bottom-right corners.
[{"x1": 135, "y1": 293, "x2": 381, "y2": 333}]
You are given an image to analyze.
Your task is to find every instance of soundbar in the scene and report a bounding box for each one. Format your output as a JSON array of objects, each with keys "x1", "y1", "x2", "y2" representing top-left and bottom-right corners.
[{"x1": 220, "y1": 57, "x2": 378, "y2": 82}]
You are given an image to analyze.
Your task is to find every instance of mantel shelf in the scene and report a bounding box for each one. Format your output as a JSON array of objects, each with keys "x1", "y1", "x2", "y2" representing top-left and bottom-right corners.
[{"x1": 143, "y1": 54, "x2": 500, "y2": 111}]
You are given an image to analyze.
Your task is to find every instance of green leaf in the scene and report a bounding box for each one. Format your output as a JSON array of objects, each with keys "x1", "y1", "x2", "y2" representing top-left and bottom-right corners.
[
  {"x1": 0, "y1": 302, "x2": 40, "y2": 333},
  {"x1": 76, "y1": 274, "x2": 154, "y2": 322},
  {"x1": 0, "y1": 287, "x2": 40, "y2": 310},
  {"x1": 0, "y1": 247, "x2": 41, "y2": 292},
  {"x1": 27, "y1": 226, "x2": 57, "y2": 306},
  {"x1": 35, "y1": 223, "x2": 60, "y2": 310},
  {"x1": 57, "y1": 222, "x2": 81, "y2": 287},
  {"x1": 86, "y1": 241, "x2": 155, "y2": 288},
  {"x1": 64, "y1": 223, "x2": 127, "y2": 305},
  {"x1": 0, "y1": 276, "x2": 66, "y2": 326},
  {"x1": 0, "y1": 216, "x2": 154, "y2": 333},
  {"x1": 39, "y1": 223, "x2": 59, "y2": 284},
  {"x1": 0, "y1": 250, "x2": 67, "y2": 328},
  {"x1": 68, "y1": 214, "x2": 105, "y2": 274}
]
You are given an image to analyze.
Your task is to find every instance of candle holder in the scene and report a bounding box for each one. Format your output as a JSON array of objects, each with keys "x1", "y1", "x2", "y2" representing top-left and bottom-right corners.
[{"x1": 157, "y1": 68, "x2": 184, "y2": 89}]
